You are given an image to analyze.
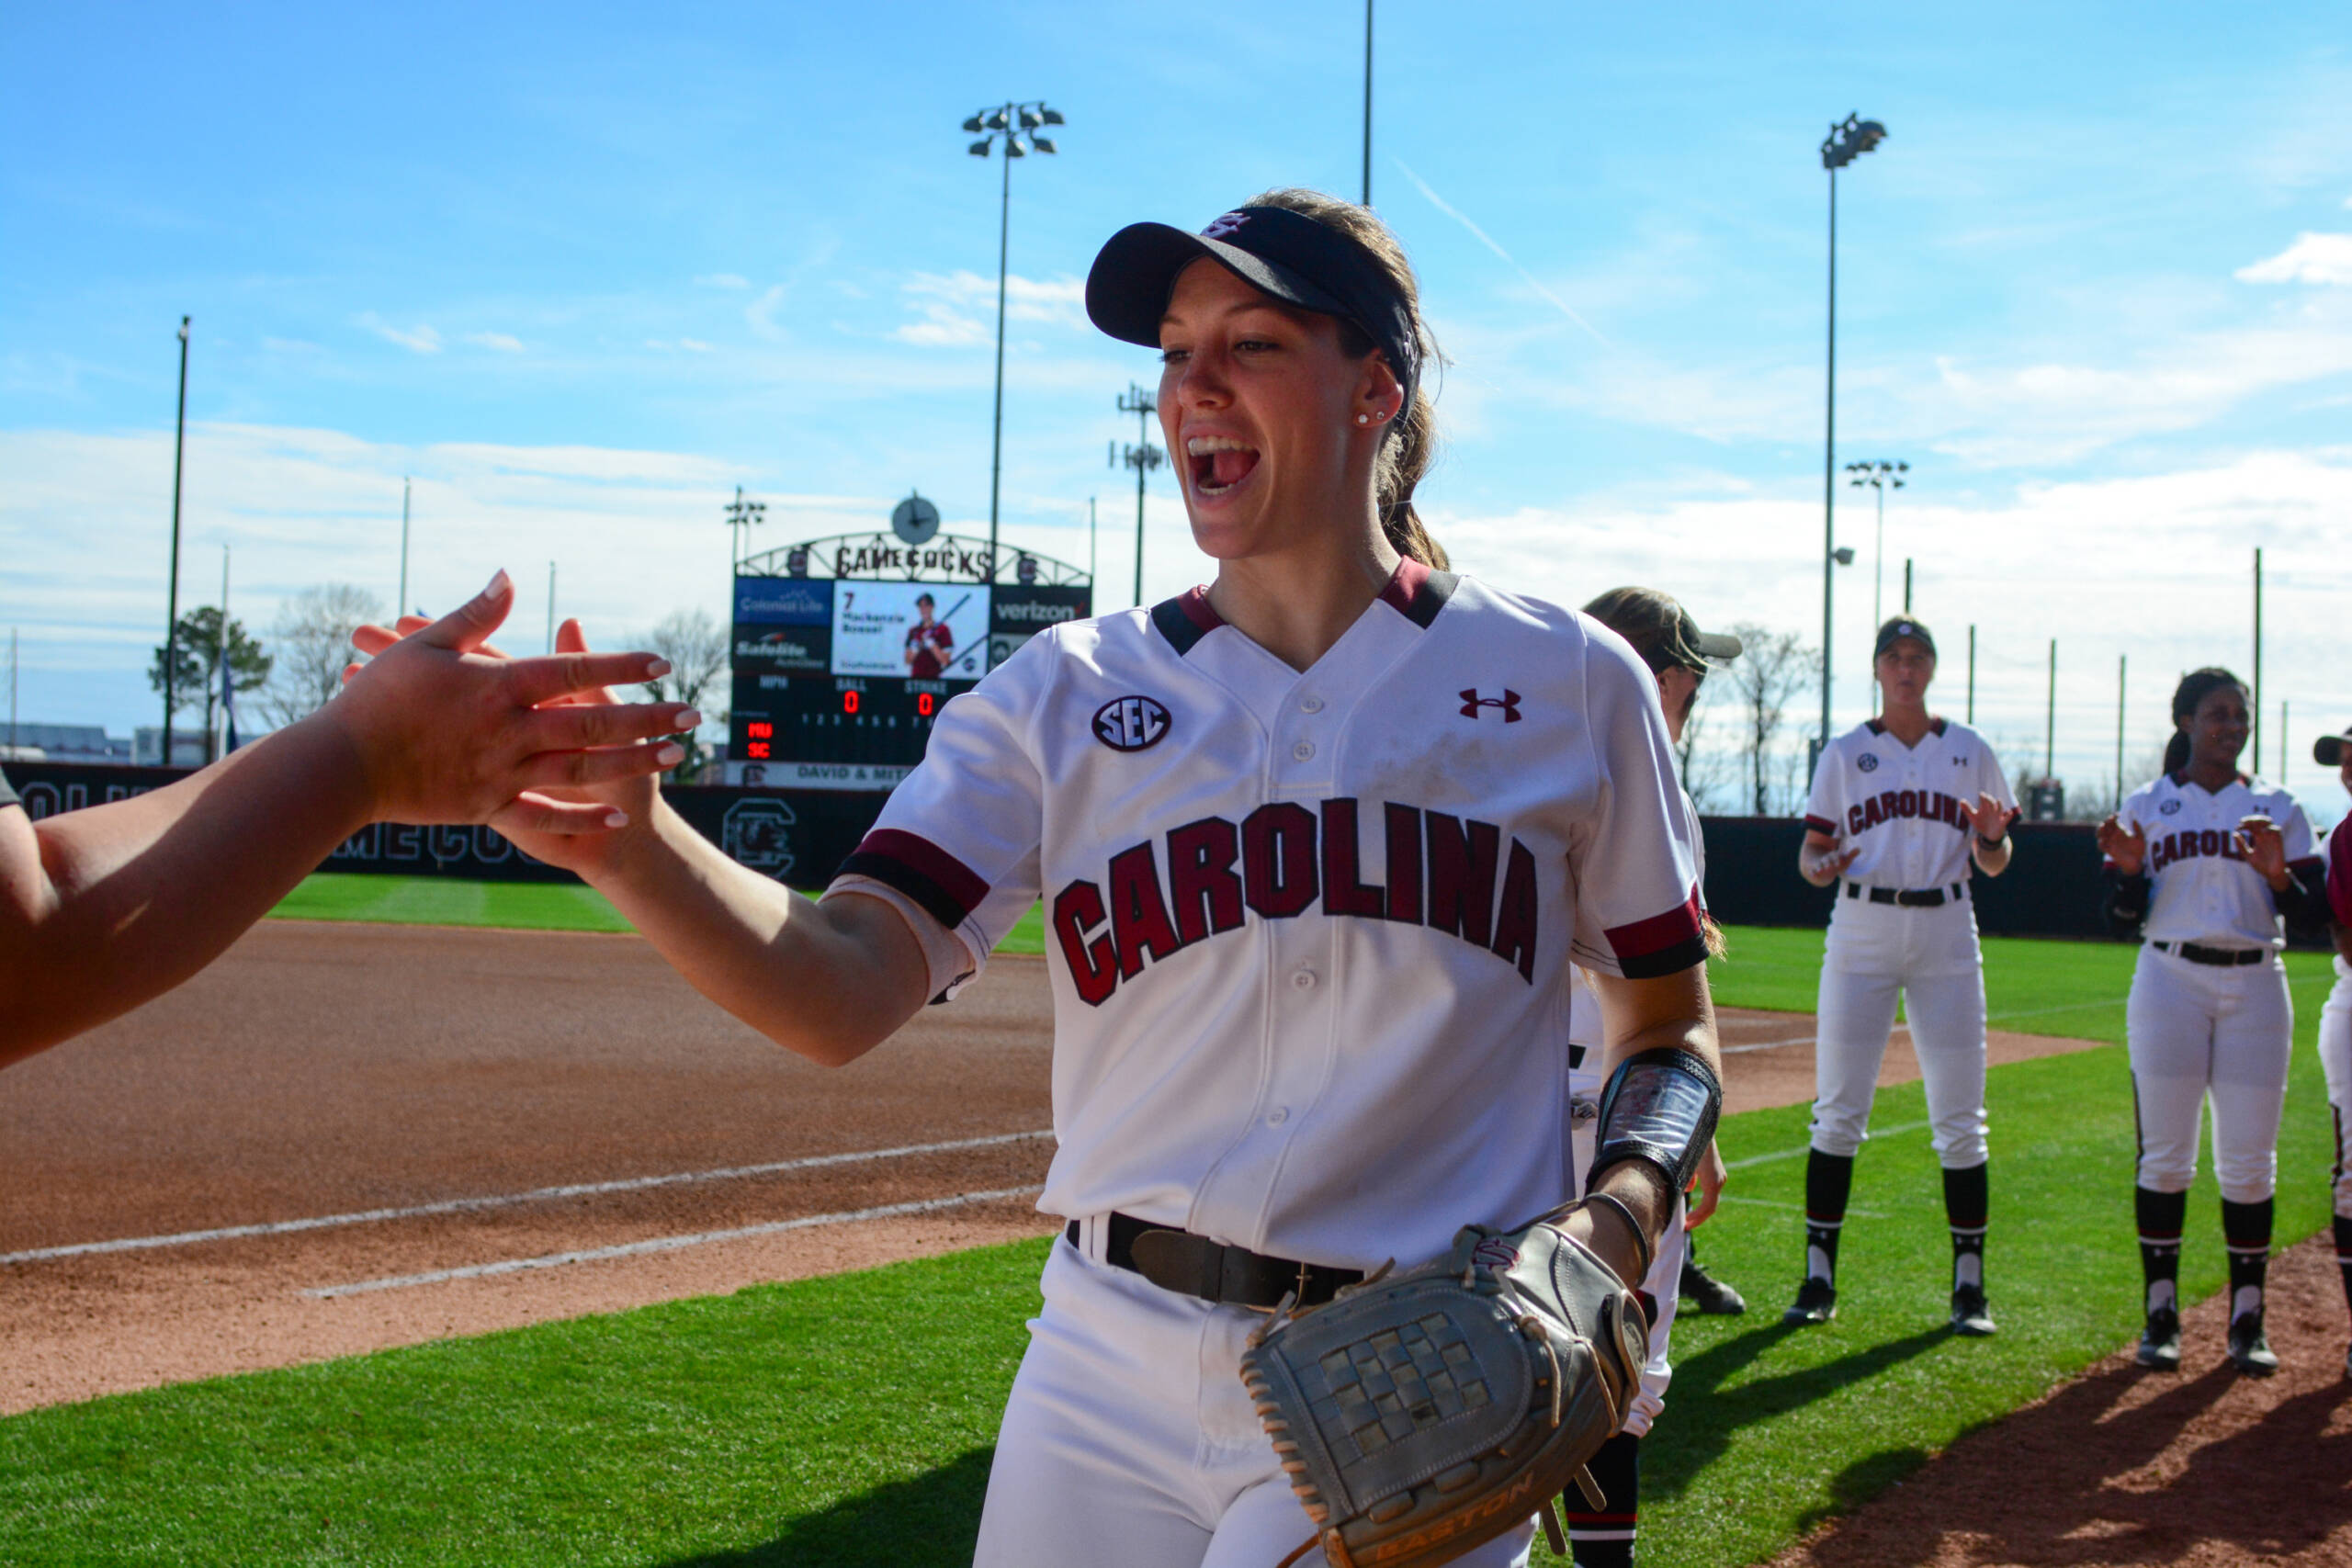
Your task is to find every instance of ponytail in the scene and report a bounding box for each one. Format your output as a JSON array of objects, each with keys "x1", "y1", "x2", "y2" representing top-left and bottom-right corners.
[
  {"x1": 2162, "y1": 731, "x2": 2191, "y2": 775},
  {"x1": 1243, "y1": 186, "x2": 1450, "y2": 571}
]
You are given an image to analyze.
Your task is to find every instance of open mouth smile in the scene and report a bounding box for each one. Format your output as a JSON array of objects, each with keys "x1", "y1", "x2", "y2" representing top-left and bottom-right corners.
[{"x1": 1187, "y1": 435, "x2": 1261, "y2": 497}]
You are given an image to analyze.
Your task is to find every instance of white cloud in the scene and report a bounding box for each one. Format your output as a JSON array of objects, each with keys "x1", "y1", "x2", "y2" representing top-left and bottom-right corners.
[
  {"x1": 645, "y1": 337, "x2": 715, "y2": 354},
  {"x1": 2235, "y1": 231, "x2": 2352, "y2": 286},
  {"x1": 745, "y1": 284, "x2": 788, "y2": 343},
  {"x1": 678, "y1": 338, "x2": 713, "y2": 354},
  {"x1": 891, "y1": 271, "x2": 1087, "y2": 347},
  {"x1": 695, "y1": 273, "x2": 751, "y2": 289},
  {"x1": 462, "y1": 332, "x2": 526, "y2": 353},
  {"x1": 356, "y1": 314, "x2": 443, "y2": 355}
]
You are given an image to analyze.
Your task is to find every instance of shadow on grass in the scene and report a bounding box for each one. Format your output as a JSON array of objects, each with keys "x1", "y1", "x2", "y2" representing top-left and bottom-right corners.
[
  {"x1": 1642, "y1": 1322, "x2": 1951, "y2": 1506},
  {"x1": 661, "y1": 1447, "x2": 994, "y2": 1568}
]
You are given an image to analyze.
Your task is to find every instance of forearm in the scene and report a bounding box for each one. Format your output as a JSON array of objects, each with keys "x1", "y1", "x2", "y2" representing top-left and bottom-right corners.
[
  {"x1": 584, "y1": 803, "x2": 929, "y2": 1065},
  {"x1": 1972, "y1": 836, "x2": 2012, "y2": 876},
  {"x1": 0, "y1": 716, "x2": 373, "y2": 1066},
  {"x1": 1577, "y1": 968, "x2": 1720, "y2": 1280},
  {"x1": 1797, "y1": 830, "x2": 1843, "y2": 886}
]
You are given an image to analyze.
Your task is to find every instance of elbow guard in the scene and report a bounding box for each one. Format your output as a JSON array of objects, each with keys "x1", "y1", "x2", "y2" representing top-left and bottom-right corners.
[
  {"x1": 1589, "y1": 1047, "x2": 1723, "y2": 1198},
  {"x1": 2103, "y1": 868, "x2": 2149, "y2": 938}
]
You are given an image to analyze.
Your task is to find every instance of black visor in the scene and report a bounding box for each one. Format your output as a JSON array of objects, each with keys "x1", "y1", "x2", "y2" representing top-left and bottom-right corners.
[{"x1": 1085, "y1": 205, "x2": 1419, "y2": 408}]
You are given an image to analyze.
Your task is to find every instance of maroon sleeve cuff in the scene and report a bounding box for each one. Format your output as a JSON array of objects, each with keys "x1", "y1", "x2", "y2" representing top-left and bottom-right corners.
[
  {"x1": 838, "y1": 829, "x2": 990, "y2": 932},
  {"x1": 1604, "y1": 889, "x2": 1709, "y2": 979},
  {"x1": 1804, "y1": 815, "x2": 1838, "y2": 837}
]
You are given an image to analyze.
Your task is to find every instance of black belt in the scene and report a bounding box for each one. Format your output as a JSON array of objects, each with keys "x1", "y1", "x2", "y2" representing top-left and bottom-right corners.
[
  {"x1": 2151, "y1": 941, "x2": 2267, "y2": 967},
  {"x1": 1068, "y1": 1212, "x2": 1363, "y2": 1309},
  {"x1": 1846, "y1": 880, "x2": 1966, "y2": 908}
]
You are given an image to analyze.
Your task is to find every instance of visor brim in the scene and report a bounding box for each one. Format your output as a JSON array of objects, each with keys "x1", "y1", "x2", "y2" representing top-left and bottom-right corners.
[{"x1": 1086, "y1": 221, "x2": 1356, "y2": 350}]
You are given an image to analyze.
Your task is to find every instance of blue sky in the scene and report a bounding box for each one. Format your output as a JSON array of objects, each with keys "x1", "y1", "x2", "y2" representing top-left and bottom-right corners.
[{"x1": 6, "y1": 3, "x2": 2349, "y2": 816}]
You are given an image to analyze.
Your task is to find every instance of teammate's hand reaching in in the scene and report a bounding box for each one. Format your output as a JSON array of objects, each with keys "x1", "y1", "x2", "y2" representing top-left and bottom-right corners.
[
  {"x1": 2234, "y1": 814, "x2": 2289, "y2": 887},
  {"x1": 2097, "y1": 814, "x2": 2148, "y2": 875},
  {"x1": 349, "y1": 613, "x2": 682, "y2": 874},
  {"x1": 1686, "y1": 1136, "x2": 1728, "y2": 1228}
]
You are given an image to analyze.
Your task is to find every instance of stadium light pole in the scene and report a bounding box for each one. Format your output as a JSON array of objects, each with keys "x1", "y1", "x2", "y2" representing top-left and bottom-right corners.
[
  {"x1": 1362, "y1": 0, "x2": 1374, "y2": 205},
  {"x1": 1818, "y1": 114, "x2": 1887, "y2": 755},
  {"x1": 1114, "y1": 383, "x2": 1164, "y2": 608},
  {"x1": 2116, "y1": 653, "x2": 2127, "y2": 811},
  {"x1": 397, "y1": 478, "x2": 412, "y2": 618},
  {"x1": 2251, "y1": 546, "x2": 2263, "y2": 774},
  {"x1": 1846, "y1": 458, "x2": 1906, "y2": 630},
  {"x1": 963, "y1": 99, "x2": 1066, "y2": 599},
  {"x1": 725, "y1": 485, "x2": 765, "y2": 571},
  {"x1": 163, "y1": 315, "x2": 191, "y2": 767}
]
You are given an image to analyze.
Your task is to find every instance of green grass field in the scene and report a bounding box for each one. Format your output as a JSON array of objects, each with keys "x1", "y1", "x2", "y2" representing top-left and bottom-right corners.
[{"x1": 41, "y1": 902, "x2": 2336, "y2": 1565}]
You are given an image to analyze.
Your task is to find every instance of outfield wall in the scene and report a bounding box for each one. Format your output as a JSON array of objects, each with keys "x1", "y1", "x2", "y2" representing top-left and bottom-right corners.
[{"x1": 0, "y1": 762, "x2": 2191, "y2": 942}]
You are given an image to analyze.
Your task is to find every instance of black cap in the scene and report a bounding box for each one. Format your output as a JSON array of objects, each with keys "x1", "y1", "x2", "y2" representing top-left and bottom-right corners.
[
  {"x1": 2315, "y1": 728, "x2": 2351, "y2": 767},
  {"x1": 1085, "y1": 205, "x2": 1419, "y2": 409},
  {"x1": 1582, "y1": 586, "x2": 1743, "y2": 675},
  {"x1": 1874, "y1": 616, "x2": 1937, "y2": 660}
]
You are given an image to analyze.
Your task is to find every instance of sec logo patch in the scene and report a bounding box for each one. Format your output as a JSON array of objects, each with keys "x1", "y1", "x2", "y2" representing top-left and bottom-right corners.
[
  {"x1": 1857, "y1": 753, "x2": 1880, "y2": 773},
  {"x1": 1093, "y1": 694, "x2": 1171, "y2": 752},
  {"x1": 2159, "y1": 798, "x2": 2183, "y2": 816}
]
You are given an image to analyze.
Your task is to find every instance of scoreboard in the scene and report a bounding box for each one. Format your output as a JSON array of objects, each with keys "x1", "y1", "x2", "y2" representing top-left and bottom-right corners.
[{"x1": 727, "y1": 529, "x2": 1091, "y2": 790}]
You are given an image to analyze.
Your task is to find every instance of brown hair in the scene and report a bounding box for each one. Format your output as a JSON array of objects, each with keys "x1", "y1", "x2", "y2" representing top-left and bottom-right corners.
[
  {"x1": 1244, "y1": 188, "x2": 1448, "y2": 570},
  {"x1": 2165, "y1": 666, "x2": 2247, "y2": 775}
]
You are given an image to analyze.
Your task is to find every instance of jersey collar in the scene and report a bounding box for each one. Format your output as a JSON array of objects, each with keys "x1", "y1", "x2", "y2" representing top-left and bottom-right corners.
[{"x1": 1150, "y1": 560, "x2": 1460, "y2": 658}]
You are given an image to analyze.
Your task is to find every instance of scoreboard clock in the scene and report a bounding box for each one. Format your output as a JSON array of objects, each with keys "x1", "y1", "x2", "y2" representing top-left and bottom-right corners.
[{"x1": 727, "y1": 525, "x2": 1090, "y2": 790}]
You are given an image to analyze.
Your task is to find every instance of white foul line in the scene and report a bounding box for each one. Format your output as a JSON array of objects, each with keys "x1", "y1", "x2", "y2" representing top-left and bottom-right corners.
[
  {"x1": 1713, "y1": 1194, "x2": 1888, "y2": 1221},
  {"x1": 0, "y1": 1131, "x2": 1055, "y2": 1267},
  {"x1": 1724, "y1": 1121, "x2": 1930, "y2": 1170},
  {"x1": 304, "y1": 1184, "x2": 1047, "y2": 1298}
]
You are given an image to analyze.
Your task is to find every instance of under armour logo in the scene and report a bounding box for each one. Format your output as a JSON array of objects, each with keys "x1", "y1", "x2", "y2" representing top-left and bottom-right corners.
[
  {"x1": 1201, "y1": 210, "x2": 1251, "y2": 239},
  {"x1": 1460, "y1": 688, "x2": 1521, "y2": 722}
]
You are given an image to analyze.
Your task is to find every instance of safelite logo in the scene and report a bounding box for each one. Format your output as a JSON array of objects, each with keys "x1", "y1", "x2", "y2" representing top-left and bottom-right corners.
[{"x1": 1093, "y1": 694, "x2": 1171, "y2": 752}]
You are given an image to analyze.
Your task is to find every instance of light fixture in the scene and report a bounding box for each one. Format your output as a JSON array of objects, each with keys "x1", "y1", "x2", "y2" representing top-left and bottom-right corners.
[
  {"x1": 1031, "y1": 136, "x2": 1057, "y2": 154},
  {"x1": 1832, "y1": 547, "x2": 1856, "y2": 566},
  {"x1": 984, "y1": 108, "x2": 1009, "y2": 130},
  {"x1": 961, "y1": 115, "x2": 983, "y2": 133},
  {"x1": 1017, "y1": 107, "x2": 1041, "y2": 130},
  {"x1": 1004, "y1": 137, "x2": 1026, "y2": 157},
  {"x1": 968, "y1": 139, "x2": 990, "y2": 156},
  {"x1": 1040, "y1": 107, "x2": 1065, "y2": 126}
]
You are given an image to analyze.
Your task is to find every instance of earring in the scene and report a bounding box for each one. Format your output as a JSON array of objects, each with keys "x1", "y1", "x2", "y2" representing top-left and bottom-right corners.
[{"x1": 1354, "y1": 412, "x2": 1370, "y2": 425}]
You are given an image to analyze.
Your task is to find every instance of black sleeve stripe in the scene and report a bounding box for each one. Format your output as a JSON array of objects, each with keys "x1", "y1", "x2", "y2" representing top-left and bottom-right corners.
[
  {"x1": 1617, "y1": 932, "x2": 1710, "y2": 980},
  {"x1": 838, "y1": 852, "x2": 971, "y2": 932}
]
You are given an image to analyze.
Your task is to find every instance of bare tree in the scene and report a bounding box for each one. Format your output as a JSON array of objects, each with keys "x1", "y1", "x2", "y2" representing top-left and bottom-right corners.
[
  {"x1": 1674, "y1": 681, "x2": 1736, "y2": 813},
  {"x1": 1721, "y1": 623, "x2": 1815, "y2": 815},
  {"x1": 638, "y1": 607, "x2": 729, "y2": 782},
  {"x1": 257, "y1": 584, "x2": 384, "y2": 730}
]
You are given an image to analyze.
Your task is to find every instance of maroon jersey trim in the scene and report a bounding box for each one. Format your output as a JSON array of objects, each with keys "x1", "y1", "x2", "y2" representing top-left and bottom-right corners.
[
  {"x1": 1604, "y1": 888, "x2": 1707, "y2": 979},
  {"x1": 1376, "y1": 558, "x2": 1459, "y2": 629},
  {"x1": 840, "y1": 829, "x2": 990, "y2": 931},
  {"x1": 2328, "y1": 830, "x2": 2352, "y2": 929},
  {"x1": 1804, "y1": 814, "x2": 1838, "y2": 836},
  {"x1": 1150, "y1": 587, "x2": 1226, "y2": 657}
]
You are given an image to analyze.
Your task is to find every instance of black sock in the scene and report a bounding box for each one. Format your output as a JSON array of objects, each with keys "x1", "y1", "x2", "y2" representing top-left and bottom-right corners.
[
  {"x1": 1804, "y1": 1150, "x2": 1855, "y2": 1284},
  {"x1": 1943, "y1": 1162, "x2": 1988, "y2": 1292},
  {"x1": 2135, "y1": 1186, "x2": 2186, "y2": 1318},
  {"x1": 1566, "y1": 1430, "x2": 1639, "y2": 1568},
  {"x1": 2222, "y1": 1196, "x2": 2273, "y2": 1318},
  {"x1": 2335, "y1": 1213, "x2": 2352, "y2": 1323}
]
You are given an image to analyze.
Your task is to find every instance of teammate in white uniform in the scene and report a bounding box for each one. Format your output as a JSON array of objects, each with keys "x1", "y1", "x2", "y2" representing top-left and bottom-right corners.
[
  {"x1": 1788, "y1": 617, "x2": 2018, "y2": 1336},
  {"x1": 2098, "y1": 668, "x2": 2328, "y2": 1375},
  {"x1": 2314, "y1": 724, "x2": 2352, "y2": 1382},
  {"x1": 462, "y1": 192, "x2": 1723, "y2": 1567},
  {"x1": 1563, "y1": 586, "x2": 1742, "y2": 1568}
]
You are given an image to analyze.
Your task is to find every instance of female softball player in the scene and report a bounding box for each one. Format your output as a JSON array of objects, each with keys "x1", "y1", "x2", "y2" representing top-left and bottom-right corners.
[
  {"x1": 404, "y1": 192, "x2": 1724, "y2": 1566},
  {"x1": 1788, "y1": 617, "x2": 2018, "y2": 1337},
  {"x1": 2320, "y1": 724, "x2": 2352, "y2": 1382},
  {"x1": 2318, "y1": 724, "x2": 2352, "y2": 1382},
  {"x1": 2098, "y1": 669, "x2": 2327, "y2": 1375},
  {"x1": 1565, "y1": 585, "x2": 1741, "y2": 1568}
]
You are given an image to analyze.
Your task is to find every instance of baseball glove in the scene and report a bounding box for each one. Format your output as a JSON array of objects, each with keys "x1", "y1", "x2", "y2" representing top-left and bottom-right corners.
[{"x1": 1238, "y1": 1201, "x2": 1648, "y2": 1568}]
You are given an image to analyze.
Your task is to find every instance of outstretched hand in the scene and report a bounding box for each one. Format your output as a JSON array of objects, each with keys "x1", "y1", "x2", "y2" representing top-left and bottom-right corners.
[
  {"x1": 2233, "y1": 814, "x2": 2288, "y2": 886},
  {"x1": 331, "y1": 572, "x2": 695, "y2": 840},
  {"x1": 1964, "y1": 792, "x2": 2013, "y2": 842},
  {"x1": 2096, "y1": 813, "x2": 2147, "y2": 875},
  {"x1": 1686, "y1": 1137, "x2": 1727, "y2": 1228}
]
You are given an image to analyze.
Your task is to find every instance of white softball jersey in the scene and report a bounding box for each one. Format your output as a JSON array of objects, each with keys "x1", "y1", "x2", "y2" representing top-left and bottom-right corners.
[
  {"x1": 1803, "y1": 717, "x2": 2016, "y2": 892},
  {"x1": 831, "y1": 562, "x2": 1706, "y2": 1273},
  {"x1": 2112, "y1": 772, "x2": 2319, "y2": 950}
]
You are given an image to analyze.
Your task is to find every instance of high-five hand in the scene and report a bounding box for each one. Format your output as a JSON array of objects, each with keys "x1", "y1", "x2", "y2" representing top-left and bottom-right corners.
[{"x1": 2096, "y1": 813, "x2": 2147, "y2": 875}]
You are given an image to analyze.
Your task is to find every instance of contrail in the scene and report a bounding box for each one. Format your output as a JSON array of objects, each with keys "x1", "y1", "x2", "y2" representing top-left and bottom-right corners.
[{"x1": 1393, "y1": 159, "x2": 1610, "y2": 347}]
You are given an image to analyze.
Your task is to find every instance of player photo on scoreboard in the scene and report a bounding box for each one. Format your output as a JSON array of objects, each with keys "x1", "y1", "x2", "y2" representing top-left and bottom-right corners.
[{"x1": 829, "y1": 581, "x2": 989, "y2": 680}]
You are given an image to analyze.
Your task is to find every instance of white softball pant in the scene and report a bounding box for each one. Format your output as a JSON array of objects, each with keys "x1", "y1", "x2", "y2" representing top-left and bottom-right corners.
[
  {"x1": 1809, "y1": 898, "x2": 1989, "y2": 1168},
  {"x1": 2319, "y1": 956, "x2": 2352, "y2": 1220},
  {"x1": 974, "y1": 1239, "x2": 1536, "y2": 1568},
  {"x1": 2126, "y1": 944, "x2": 2293, "y2": 1204}
]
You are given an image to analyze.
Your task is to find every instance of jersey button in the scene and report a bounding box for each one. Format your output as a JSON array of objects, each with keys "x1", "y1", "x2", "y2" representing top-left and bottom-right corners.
[
  {"x1": 1292, "y1": 740, "x2": 1316, "y2": 761},
  {"x1": 1299, "y1": 694, "x2": 1325, "y2": 714},
  {"x1": 1266, "y1": 1106, "x2": 1290, "y2": 1126},
  {"x1": 1291, "y1": 967, "x2": 1317, "y2": 989}
]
